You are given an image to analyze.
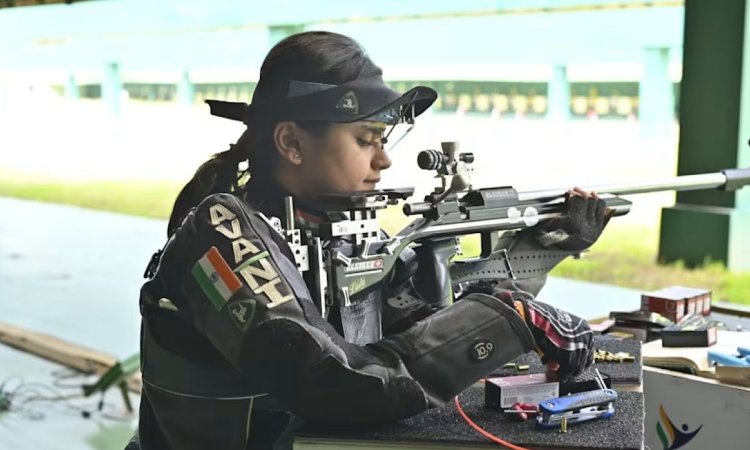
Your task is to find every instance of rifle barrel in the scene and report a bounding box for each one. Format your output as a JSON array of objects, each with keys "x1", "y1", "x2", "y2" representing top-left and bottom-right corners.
[{"x1": 517, "y1": 172, "x2": 732, "y2": 202}]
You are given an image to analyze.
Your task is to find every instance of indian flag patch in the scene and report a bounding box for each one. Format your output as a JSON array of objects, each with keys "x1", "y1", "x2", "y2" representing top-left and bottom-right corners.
[{"x1": 192, "y1": 246, "x2": 243, "y2": 310}]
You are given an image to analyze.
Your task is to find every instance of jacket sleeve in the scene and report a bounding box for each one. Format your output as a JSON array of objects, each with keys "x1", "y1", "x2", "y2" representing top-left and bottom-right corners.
[{"x1": 153, "y1": 193, "x2": 535, "y2": 425}]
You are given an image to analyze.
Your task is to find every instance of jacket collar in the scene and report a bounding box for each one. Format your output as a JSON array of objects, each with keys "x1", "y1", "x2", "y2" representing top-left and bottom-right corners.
[{"x1": 240, "y1": 179, "x2": 329, "y2": 232}]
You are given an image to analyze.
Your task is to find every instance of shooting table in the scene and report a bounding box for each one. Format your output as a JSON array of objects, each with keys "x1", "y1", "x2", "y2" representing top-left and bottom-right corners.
[
  {"x1": 641, "y1": 329, "x2": 750, "y2": 450},
  {"x1": 294, "y1": 336, "x2": 645, "y2": 450}
]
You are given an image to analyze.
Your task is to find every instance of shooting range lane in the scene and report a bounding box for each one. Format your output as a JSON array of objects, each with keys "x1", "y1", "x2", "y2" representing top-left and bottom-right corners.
[
  {"x1": 0, "y1": 197, "x2": 163, "y2": 358},
  {"x1": 0, "y1": 197, "x2": 148, "y2": 450},
  {"x1": 296, "y1": 387, "x2": 644, "y2": 449}
]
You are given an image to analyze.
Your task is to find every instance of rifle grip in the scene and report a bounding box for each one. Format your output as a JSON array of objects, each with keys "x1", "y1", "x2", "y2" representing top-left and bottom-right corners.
[{"x1": 413, "y1": 238, "x2": 458, "y2": 308}]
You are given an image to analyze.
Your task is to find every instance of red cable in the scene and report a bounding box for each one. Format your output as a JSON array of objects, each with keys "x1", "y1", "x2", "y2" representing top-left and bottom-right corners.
[{"x1": 454, "y1": 396, "x2": 532, "y2": 450}]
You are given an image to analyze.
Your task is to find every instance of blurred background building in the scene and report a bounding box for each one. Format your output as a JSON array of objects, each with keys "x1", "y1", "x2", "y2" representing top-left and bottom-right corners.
[
  {"x1": 0, "y1": 0, "x2": 682, "y2": 129},
  {"x1": 1, "y1": 0, "x2": 746, "y2": 273}
]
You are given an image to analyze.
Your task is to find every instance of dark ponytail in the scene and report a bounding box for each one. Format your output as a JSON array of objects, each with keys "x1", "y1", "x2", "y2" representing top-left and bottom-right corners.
[
  {"x1": 167, "y1": 31, "x2": 383, "y2": 236},
  {"x1": 167, "y1": 130, "x2": 255, "y2": 235}
]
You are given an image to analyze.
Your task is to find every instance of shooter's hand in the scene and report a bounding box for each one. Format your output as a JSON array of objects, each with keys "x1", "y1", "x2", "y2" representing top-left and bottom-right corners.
[
  {"x1": 534, "y1": 187, "x2": 613, "y2": 251},
  {"x1": 515, "y1": 298, "x2": 594, "y2": 381},
  {"x1": 461, "y1": 283, "x2": 594, "y2": 381}
]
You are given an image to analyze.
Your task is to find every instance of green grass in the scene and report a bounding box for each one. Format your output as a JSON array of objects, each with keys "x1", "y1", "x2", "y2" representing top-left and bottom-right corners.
[
  {"x1": 550, "y1": 225, "x2": 750, "y2": 306},
  {"x1": 0, "y1": 169, "x2": 182, "y2": 219},
  {"x1": 2, "y1": 172, "x2": 748, "y2": 305}
]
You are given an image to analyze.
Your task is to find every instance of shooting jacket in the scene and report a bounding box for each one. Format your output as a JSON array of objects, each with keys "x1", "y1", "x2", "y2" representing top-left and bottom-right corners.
[{"x1": 136, "y1": 184, "x2": 540, "y2": 450}]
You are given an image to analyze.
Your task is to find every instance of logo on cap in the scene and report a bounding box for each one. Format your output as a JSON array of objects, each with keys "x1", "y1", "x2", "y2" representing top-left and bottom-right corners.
[{"x1": 337, "y1": 91, "x2": 359, "y2": 115}]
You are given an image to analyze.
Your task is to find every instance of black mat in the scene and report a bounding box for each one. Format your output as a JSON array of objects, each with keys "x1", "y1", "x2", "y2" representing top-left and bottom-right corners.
[
  {"x1": 489, "y1": 335, "x2": 642, "y2": 385},
  {"x1": 297, "y1": 387, "x2": 644, "y2": 450}
]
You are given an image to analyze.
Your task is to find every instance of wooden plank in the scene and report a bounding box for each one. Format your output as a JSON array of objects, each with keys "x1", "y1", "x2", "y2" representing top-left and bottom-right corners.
[{"x1": 0, "y1": 320, "x2": 141, "y2": 393}]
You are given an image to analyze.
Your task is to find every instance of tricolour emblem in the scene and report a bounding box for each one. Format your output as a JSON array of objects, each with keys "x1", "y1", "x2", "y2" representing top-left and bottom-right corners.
[{"x1": 192, "y1": 246, "x2": 243, "y2": 310}]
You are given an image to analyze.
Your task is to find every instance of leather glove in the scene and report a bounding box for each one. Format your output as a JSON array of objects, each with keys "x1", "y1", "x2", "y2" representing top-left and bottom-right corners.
[
  {"x1": 459, "y1": 282, "x2": 593, "y2": 380},
  {"x1": 534, "y1": 189, "x2": 611, "y2": 251}
]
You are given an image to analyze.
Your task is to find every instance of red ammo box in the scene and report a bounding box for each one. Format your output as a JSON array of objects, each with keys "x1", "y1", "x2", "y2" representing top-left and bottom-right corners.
[{"x1": 640, "y1": 286, "x2": 712, "y2": 322}]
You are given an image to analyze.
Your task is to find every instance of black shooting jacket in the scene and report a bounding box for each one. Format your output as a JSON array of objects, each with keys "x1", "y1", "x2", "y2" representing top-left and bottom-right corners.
[{"x1": 135, "y1": 181, "x2": 545, "y2": 450}]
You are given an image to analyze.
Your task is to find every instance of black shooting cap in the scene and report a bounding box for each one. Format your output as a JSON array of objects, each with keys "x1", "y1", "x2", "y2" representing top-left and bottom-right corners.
[{"x1": 205, "y1": 76, "x2": 437, "y2": 126}]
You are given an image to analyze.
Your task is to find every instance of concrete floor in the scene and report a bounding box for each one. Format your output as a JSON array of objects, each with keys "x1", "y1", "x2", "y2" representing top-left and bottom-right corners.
[
  {"x1": 0, "y1": 345, "x2": 138, "y2": 450},
  {"x1": 0, "y1": 197, "x2": 155, "y2": 449},
  {"x1": 0, "y1": 196, "x2": 647, "y2": 449}
]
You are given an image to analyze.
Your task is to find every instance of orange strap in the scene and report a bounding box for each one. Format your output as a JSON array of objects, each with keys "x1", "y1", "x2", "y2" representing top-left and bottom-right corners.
[{"x1": 512, "y1": 300, "x2": 526, "y2": 321}]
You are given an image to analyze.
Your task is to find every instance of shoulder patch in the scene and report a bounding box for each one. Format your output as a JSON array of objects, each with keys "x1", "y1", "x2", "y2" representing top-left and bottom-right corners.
[
  {"x1": 192, "y1": 246, "x2": 243, "y2": 310},
  {"x1": 235, "y1": 251, "x2": 294, "y2": 309},
  {"x1": 228, "y1": 299, "x2": 257, "y2": 332},
  {"x1": 197, "y1": 197, "x2": 295, "y2": 311}
]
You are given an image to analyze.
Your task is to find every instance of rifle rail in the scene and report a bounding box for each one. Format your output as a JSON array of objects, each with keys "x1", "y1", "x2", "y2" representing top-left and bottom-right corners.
[{"x1": 518, "y1": 169, "x2": 748, "y2": 202}]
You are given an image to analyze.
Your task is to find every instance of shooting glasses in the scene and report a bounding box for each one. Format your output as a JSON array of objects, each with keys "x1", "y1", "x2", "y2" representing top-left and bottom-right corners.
[{"x1": 206, "y1": 76, "x2": 437, "y2": 151}]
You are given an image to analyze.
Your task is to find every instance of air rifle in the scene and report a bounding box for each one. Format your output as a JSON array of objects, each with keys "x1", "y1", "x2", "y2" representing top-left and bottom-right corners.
[{"x1": 277, "y1": 142, "x2": 750, "y2": 317}]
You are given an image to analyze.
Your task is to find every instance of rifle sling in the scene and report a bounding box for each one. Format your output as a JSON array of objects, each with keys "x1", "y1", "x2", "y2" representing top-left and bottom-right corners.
[{"x1": 450, "y1": 249, "x2": 577, "y2": 285}]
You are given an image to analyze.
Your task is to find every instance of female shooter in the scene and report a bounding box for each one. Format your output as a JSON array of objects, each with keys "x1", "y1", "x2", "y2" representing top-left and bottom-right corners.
[{"x1": 133, "y1": 31, "x2": 609, "y2": 450}]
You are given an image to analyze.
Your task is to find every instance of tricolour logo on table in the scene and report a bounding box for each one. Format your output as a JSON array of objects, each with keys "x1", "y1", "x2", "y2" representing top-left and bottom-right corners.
[{"x1": 656, "y1": 405, "x2": 702, "y2": 450}]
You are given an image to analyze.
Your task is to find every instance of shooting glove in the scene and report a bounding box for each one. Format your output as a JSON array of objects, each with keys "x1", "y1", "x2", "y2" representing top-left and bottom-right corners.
[
  {"x1": 534, "y1": 192, "x2": 609, "y2": 251},
  {"x1": 461, "y1": 282, "x2": 593, "y2": 380},
  {"x1": 513, "y1": 297, "x2": 594, "y2": 380}
]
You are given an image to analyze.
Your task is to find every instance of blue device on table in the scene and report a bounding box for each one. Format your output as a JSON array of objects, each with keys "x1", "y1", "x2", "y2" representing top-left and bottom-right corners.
[
  {"x1": 536, "y1": 388, "x2": 617, "y2": 429},
  {"x1": 708, "y1": 346, "x2": 750, "y2": 367},
  {"x1": 536, "y1": 370, "x2": 617, "y2": 429}
]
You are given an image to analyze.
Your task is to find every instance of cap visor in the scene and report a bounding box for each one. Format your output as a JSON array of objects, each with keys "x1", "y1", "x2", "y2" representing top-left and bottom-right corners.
[{"x1": 356, "y1": 85, "x2": 437, "y2": 124}]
